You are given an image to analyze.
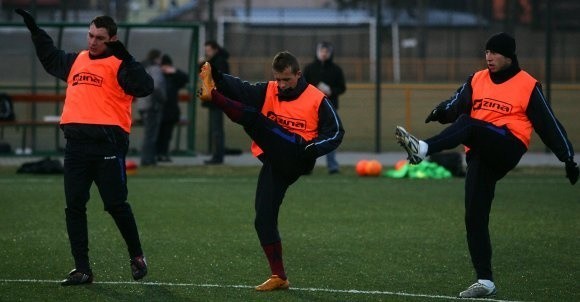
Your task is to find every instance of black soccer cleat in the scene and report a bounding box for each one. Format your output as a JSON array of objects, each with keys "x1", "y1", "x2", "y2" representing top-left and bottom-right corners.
[
  {"x1": 60, "y1": 269, "x2": 93, "y2": 286},
  {"x1": 130, "y1": 255, "x2": 148, "y2": 281}
]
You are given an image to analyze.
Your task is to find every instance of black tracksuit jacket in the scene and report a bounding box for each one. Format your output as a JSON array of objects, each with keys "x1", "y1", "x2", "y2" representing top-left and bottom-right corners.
[
  {"x1": 432, "y1": 62, "x2": 574, "y2": 162},
  {"x1": 215, "y1": 73, "x2": 344, "y2": 158},
  {"x1": 29, "y1": 28, "x2": 153, "y2": 140}
]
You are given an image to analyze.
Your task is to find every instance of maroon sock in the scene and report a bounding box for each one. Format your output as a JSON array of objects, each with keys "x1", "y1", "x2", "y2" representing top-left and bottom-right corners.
[
  {"x1": 261, "y1": 241, "x2": 287, "y2": 280},
  {"x1": 211, "y1": 90, "x2": 248, "y2": 123}
]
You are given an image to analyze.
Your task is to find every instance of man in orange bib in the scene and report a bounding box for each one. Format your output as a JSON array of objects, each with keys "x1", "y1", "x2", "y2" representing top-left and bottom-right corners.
[
  {"x1": 395, "y1": 32, "x2": 578, "y2": 298},
  {"x1": 17, "y1": 9, "x2": 153, "y2": 286},
  {"x1": 198, "y1": 51, "x2": 344, "y2": 291}
]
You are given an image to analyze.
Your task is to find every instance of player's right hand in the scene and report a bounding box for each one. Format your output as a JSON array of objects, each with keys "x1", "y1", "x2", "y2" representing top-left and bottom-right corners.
[
  {"x1": 565, "y1": 160, "x2": 579, "y2": 185},
  {"x1": 15, "y1": 9, "x2": 40, "y2": 33}
]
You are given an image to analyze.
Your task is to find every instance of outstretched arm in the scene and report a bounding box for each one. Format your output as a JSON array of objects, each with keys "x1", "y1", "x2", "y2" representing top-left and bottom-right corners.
[{"x1": 16, "y1": 9, "x2": 77, "y2": 81}]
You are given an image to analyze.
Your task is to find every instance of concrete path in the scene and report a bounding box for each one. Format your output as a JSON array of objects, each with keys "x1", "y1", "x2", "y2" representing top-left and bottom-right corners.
[{"x1": 0, "y1": 151, "x2": 563, "y2": 167}]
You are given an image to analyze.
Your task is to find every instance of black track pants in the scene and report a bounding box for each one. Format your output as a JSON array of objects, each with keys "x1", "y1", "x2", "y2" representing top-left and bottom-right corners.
[
  {"x1": 64, "y1": 137, "x2": 143, "y2": 272},
  {"x1": 425, "y1": 114, "x2": 526, "y2": 280}
]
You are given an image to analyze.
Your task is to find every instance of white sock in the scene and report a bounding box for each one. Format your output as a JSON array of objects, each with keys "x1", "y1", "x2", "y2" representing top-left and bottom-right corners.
[
  {"x1": 478, "y1": 279, "x2": 495, "y2": 288},
  {"x1": 418, "y1": 140, "x2": 428, "y2": 158}
]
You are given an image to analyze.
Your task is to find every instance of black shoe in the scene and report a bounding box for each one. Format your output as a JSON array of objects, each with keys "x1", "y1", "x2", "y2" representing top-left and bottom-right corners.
[
  {"x1": 204, "y1": 159, "x2": 223, "y2": 165},
  {"x1": 61, "y1": 269, "x2": 93, "y2": 286},
  {"x1": 328, "y1": 169, "x2": 340, "y2": 175},
  {"x1": 130, "y1": 255, "x2": 148, "y2": 281}
]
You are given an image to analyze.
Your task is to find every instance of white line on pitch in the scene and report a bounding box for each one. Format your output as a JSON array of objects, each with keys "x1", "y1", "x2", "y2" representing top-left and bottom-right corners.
[{"x1": 0, "y1": 279, "x2": 528, "y2": 302}]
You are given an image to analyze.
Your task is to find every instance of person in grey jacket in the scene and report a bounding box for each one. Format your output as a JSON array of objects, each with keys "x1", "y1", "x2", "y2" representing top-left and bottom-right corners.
[{"x1": 138, "y1": 49, "x2": 166, "y2": 166}]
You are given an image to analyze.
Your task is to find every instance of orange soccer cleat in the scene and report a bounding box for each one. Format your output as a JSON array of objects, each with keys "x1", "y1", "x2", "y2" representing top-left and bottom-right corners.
[
  {"x1": 255, "y1": 275, "x2": 290, "y2": 291},
  {"x1": 197, "y1": 62, "x2": 216, "y2": 102}
]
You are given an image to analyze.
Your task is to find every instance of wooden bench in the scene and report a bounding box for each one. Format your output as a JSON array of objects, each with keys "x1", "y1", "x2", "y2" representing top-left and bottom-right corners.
[{"x1": 1, "y1": 93, "x2": 192, "y2": 154}]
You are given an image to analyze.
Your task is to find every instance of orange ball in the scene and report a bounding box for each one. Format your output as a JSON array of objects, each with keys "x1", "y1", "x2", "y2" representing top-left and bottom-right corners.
[
  {"x1": 355, "y1": 160, "x2": 369, "y2": 176},
  {"x1": 125, "y1": 160, "x2": 138, "y2": 175},
  {"x1": 394, "y1": 159, "x2": 408, "y2": 170},
  {"x1": 365, "y1": 160, "x2": 383, "y2": 176}
]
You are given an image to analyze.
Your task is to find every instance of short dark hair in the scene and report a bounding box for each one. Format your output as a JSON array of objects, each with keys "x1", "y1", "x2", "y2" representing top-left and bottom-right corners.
[
  {"x1": 90, "y1": 16, "x2": 117, "y2": 37},
  {"x1": 272, "y1": 51, "x2": 300, "y2": 74},
  {"x1": 161, "y1": 54, "x2": 172, "y2": 65},
  {"x1": 146, "y1": 49, "x2": 162, "y2": 62},
  {"x1": 204, "y1": 40, "x2": 220, "y2": 50}
]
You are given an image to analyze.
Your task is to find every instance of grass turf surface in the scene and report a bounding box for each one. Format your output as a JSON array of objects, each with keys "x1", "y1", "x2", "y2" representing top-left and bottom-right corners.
[{"x1": 0, "y1": 165, "x2": 578, "y2": 301}]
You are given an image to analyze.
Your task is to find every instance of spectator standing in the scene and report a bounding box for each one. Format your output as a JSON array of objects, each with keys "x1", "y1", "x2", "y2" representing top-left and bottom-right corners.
[
  {"x1": 138, "y1": 49, "x2": 166, "y2": 166},
  {"x1": 303, "y1": 41, "x2": 346, "y2": 174},
  {"x1": 157, "y1": 54, "x2": 188, "y2": 162},
  {"x1": 202, "y1": 40, "x2": 230, "y2": 164}
]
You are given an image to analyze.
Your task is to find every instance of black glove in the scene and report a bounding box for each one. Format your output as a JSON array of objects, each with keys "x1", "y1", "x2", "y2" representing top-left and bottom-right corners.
[
  {"x1": 301, "y1": 142, "x2": 318, "y2": 161},
  {"x1": 15, "y1": 9, "x2": 40, "y2": 33},
  {"x1": 565, "y1": 160, "x2": 579, "y2": 185},
  {"x1": 425, "y1": 107, "x2": 443, "y2": 123},
  {"x1": 105, "y1": 41, "x2": 132, "y2": 61}
]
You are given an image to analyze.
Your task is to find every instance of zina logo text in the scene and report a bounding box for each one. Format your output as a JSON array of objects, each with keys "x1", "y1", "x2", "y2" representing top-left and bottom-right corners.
[
  {"x1": 266, "y1": 111, "x2": 306, "y2": 130},
  {"x1": 72, "y1": 72, "x2": 104, "y2": 87},
  {"x1": 472, "y1": 98, "x2": 512, "y2": 114}
]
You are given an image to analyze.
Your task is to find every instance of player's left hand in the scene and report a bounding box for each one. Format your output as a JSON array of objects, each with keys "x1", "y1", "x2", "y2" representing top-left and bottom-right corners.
[
  {"x1": 105, "y1": 41, "x2": 132, "y2": 61},
  {"x1": 15, "y1": 9, "x2": 40, "y2": 33},
  {"x1": 565, "y1": 160, "x2": 579, "y2": 185}
]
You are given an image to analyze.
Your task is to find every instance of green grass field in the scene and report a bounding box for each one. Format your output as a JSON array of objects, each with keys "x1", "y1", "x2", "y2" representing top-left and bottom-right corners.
[{"x1": 0, "y1": 165, "x2": 578, "y2": 301}]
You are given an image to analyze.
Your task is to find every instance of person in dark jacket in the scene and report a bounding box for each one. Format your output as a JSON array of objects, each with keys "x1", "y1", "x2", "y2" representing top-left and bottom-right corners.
[
  {"x1": 303, "y1": 41, "x2": 346, "y2": 174},
  {"x1": 395, "y1": 32, "x2": 579, "y2": 298},
  {"x1": 16, "y1": 9, "x2": 152, "y2": 286},
  {"x1": 202, "y1": 40, "x2": 230, "y2": 164},
  {"x1": 198, "y1": 51, "x2": 344, "y2": 291},
  {"x1": 157, "y1": 54, "x2": 188, "y2": 162}
]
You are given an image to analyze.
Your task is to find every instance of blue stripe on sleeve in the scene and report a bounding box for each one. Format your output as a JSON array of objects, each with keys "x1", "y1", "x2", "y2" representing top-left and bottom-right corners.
[{"x1": 314, "y1": 99, "x2": 341, "y2": 146}]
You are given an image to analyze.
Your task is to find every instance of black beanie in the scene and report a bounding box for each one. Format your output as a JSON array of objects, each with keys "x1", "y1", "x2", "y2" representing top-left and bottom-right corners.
[{"x1": 485, "y1": 32, "x2": 516, "y2": 59}]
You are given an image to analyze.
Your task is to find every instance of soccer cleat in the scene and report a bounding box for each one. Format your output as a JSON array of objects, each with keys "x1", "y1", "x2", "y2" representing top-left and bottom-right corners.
[
  {"x1": 60, "y1": 269, "x2": 93, "y2": 286},
  {"x1": 197, "y1": 62, "x2": 216, "y2": 102},
  {"x1": 255, "y1": 275, "x2": 290, "y2": 291},
  {"x1": 459, "y1": 282, "x2": 497, "y2": 298},
  {"x1": 130, "y1": 255, "x2": 148, "y2": 281},
  {"x1": 395, "y1": 126, "x2": 424, "y2": 164}
]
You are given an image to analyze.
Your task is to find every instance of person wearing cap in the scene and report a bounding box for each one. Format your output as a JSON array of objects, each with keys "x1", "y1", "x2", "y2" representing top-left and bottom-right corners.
[{"x1": 394, "y1": 32, "x2": 579, "y2": 298}]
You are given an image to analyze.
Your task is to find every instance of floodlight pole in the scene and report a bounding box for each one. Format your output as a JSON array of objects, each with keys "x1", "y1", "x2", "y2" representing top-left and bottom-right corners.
[
  {"x1": 545, "y1": 1, "x2": 552, "y2": 106},
  {"x1": 392, "y1": 21, "x2": 400, "y2": 83},
  {"x1": 544, "y1": 1, "x2": 553, "y2": 153},
  {"x1": 375, "y1": 0, "x2": 383, "y2": 153},
  {"x1": 208, "y1": 0, "x2": 215, "y2": 40}
]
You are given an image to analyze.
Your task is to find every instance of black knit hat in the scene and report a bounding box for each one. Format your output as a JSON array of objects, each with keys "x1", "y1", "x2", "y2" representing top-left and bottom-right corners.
[{"x1": 485, "y1": 32, "x2": 516, "y2": 59}]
